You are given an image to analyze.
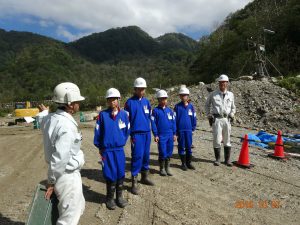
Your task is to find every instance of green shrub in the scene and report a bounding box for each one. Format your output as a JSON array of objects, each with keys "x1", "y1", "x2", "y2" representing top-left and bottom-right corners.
[
  {"x1": 278, "y1": 76, "x2": 300, "y2": 96},
  {"x1": 0, "y1": 108, "x2": 12, "y2": 117}
]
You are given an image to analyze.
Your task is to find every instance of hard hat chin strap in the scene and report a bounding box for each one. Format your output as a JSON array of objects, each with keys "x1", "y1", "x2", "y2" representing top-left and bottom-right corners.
[{"x1": 66, "y1": 91, "x2": 72, "y2": 105}]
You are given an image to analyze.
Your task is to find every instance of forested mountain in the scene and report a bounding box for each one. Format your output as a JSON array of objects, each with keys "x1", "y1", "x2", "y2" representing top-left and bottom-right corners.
[
  {"x1": 0, "y1": 0, "x2": 299, "y2": 106},
  {"x1": 70, "y1": 26, "x2": 198, "y2": 63},
  {"x1": 190, "y1": 0, "x2": 300, "y2": 82},
  {"x1": 0, "y1": 27, "x2": 196, "y2": 105}
]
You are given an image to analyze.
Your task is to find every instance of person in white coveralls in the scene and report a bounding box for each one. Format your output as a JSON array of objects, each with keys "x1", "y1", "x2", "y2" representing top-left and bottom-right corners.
[
  {"x1": 37, "y1": 82, "x2": 85, "y2": 225},
  {"x1": 205, "y1": 74, "x2": 236, "y2": 167}
]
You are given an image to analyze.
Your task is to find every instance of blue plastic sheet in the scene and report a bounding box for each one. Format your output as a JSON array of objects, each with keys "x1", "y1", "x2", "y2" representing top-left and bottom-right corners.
[{"x1": 244, "y1": 130, "x2": 300, "y2": 149}]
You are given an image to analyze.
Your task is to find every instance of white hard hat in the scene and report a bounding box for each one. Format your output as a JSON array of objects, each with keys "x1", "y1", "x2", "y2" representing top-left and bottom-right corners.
[
  {"x1": 106, "y1": 88, "x2": 121, "y2": 99},
  {"x1": 218, "y1": 74, "x2": 229, "y2": 82},
  {"x1": 53, "y1": 82, "x2": 85, "y2": 104},
  {"x1": 179, "y1": 85, "x2": 190, "y2": 95},
  {"x1": 156, "y1": 89, "x2": 168, "y2": 98},
  {"x1": 134, "y1": 77, "x2": 147, "y2": 88}
]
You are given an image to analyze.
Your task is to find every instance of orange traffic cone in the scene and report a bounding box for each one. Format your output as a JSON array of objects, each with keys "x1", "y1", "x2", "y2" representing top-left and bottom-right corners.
[
  {"x1": 233, "y1": 134, "x2": 254, "y2": 169},
  {"x1": 268, "y1": 130, "x2": 288, "y2": 160}
]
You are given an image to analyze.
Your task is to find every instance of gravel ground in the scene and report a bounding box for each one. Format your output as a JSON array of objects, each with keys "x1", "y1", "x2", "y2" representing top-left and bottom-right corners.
[{"x1": 0, "y1": 119, "x2": 299, "y2": 225}]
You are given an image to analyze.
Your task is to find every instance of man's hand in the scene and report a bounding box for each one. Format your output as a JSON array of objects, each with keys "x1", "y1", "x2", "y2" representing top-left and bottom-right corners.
[
  {"x1": 130, "y1": 137, "x2": 135, "y2": 144},
  {"x1": 154, "y1": 136, "x2": 159, "y2": 143},
  {"x1": 208, "y1": 115, "x2": 214, "y2": 127},
  {"x1": 45, "y1": 184, "x2": 54, "y2": 200},
  {"x1": 38, "y1": 104, "x2": 49, "y2": 112},
  {"x1": 173, "y1": 135, "x2": 177, "y2": 142},
  {"x1": 229, "y1": 113, "x2": 235, "y2": 123},
  {"x1": 99, "y1": 149, "x2": 104, "y2": 156}
]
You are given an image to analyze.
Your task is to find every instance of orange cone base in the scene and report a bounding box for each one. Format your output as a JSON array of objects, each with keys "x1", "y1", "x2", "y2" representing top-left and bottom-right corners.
[
  {"x1": 232, "y1": 161, "x2": 255, "y2": 169},
  {"x1": 268, "y1": 153, "x2": 289, "y2": 161}
]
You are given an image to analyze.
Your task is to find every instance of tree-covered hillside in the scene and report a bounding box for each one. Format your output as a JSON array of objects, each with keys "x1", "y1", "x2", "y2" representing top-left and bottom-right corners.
[
  {"x1": 0, "y1": 27, "x2": 196, "y2": 106},
  {"x1": 0, "y1": 0, "x2": 299, "y2": 106},
  {"x1": 190, "y1": 0, "x2": 300, "y2": 83}
]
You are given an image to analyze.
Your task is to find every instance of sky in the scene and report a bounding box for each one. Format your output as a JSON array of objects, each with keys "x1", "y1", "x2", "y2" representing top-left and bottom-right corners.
[{"x1": 0, "y1": 0, "x2": 252, "y2": 42}]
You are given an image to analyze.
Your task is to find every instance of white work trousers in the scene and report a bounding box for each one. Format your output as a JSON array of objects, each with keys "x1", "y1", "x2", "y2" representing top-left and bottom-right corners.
[
  {"x1": 212, "y1": 117, "x2": 231, "y2": 148},
  {"x1": 54, "y1": 170, "x2": 85, "y2": 225}
]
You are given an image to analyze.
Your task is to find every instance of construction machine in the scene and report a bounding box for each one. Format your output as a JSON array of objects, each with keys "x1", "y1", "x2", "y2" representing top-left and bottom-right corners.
[{"x1": 14, "y1": 101, "x2": 39, "y2": 124}]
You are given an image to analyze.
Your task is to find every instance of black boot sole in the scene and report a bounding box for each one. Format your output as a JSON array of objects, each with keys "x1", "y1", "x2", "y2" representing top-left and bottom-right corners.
[
  {"x1": 131, "y1": 188, "x2": 139, "y2": 195},
  {"x1": 213, "y1": 162, "x2": 220, "y2": 166},
  {"x1": 116, "y1": 200, "x2": 128, "y2": 208},
  {"x1": 181, "y1": 165, "x2": 188, "y2": 171},
  {"x1": 140, "y1": 180, "x2": 155, "y2": 186},
  {"x1": 187, "y1": 165, "x2": 195, "y2": 170},
  {"x1": 106, "y1": 201, "x2": 117, "y2": 210}
]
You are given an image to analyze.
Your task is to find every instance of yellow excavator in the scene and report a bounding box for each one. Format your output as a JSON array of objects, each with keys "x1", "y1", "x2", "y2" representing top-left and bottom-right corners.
[{"x1": 14, "y1": 101, "x2": 39, "y2": 124}]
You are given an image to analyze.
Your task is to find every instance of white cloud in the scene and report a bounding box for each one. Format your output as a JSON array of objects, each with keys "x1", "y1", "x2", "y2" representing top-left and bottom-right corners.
[
  {"x1": 56, "y1": 25, "x2": 90, "y2": 41},
  {"x1": 39, "y1": 20, "x2": 54, "y2": 28},
  {"x1": 0, "y1": 0, "x2": 252, "y2": 39}
]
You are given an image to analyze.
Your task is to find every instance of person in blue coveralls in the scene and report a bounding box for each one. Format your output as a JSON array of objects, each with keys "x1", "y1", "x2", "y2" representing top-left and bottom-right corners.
[
  {"x1": 94, "y1": 88, "x2": 130, "y2": 210},
  {"x1": 124, "y1": 77, "x2": 154, "y2": 195},
  {"x1": 151, "y1": 89, "x2": 176, "y2": 176},
  {"x1": 174, "y1": 85, "x2": 197, "y2": 171}
]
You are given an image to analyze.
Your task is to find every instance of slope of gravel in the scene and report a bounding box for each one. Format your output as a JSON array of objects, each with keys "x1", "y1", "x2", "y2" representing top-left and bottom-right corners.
[{"x1": 162, "y1": 79, "x2": 299, "y2": 134}]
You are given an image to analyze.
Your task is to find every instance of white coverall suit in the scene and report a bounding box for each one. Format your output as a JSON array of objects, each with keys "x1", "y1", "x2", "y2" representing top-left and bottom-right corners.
[
  {"x1": 38, "y1": 109, "x2": 85, "y2": 225},
  {"x1": 205, "y1": 90, "x2": 236, "y2": 148}
]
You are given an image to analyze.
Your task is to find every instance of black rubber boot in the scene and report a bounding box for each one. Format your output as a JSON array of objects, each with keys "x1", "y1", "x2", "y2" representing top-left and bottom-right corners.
[
  {"x1": 165, "y1": 158, "x2": 173, "y2": 176},
  {"x1": 116, "y1": 178, "x2": 128, "y2": 208},
  {"x1": 159, "y1": 159, "x2": 167, "y2": 176},
  {"x1": 140, "y1": 170, "x2": 155, "y2": 186},
  {"x1": 224, "y1": 146, "x2": 233, "y2": 167},
  {"x1": 179, "y1": 155, "x2": 188, "y2": 171},
  {"x1": 213, "y1": 148, "x2": 221, "y2": 166},
  {"x1": 186, "y1": 154, "x2": 195, "y2": 170},
  {"x1": 106, "y1": 181, "x2": 117, "y2": 210},
  {"x1": 131, "y1": 175, "x2": 139, "y2": 195}
]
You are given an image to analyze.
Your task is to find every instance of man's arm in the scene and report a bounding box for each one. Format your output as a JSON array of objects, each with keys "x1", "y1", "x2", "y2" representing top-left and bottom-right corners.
[
  {"x1": 124, "y1": 112, "x2": 131, "y2": 140},
  {"x1": 192, "y1": 105, "x2": 197, "y2": 131},
  {"x1": 150, "y1": 110, "x2": 159, "y2": 142},
  {"x1": 37, "y1": 104, "x2": 49, "y2": 130},
  {"x1": 230, "y1": 94, "x2": 236, "y2": 117},
  {"x1": 205, "y1": 93, "x2": 215, "y2": 126},
  {"x1": 48, "y1": 130, "x2": 73, "y2": 184},
  {"x1": 205, "y1": 93, "x2": 213, "y2": 118},
  {"x1": 229, "y1": 94, "x2": 236, "y2": 122},
  {"x1": 93, "y1": 113, "x2": 102, "y2": 149}
]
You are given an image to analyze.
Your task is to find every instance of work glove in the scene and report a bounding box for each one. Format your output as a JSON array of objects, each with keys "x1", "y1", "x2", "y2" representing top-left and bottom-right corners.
[
  {"x1": 208, "y1": 115, "x2": 214, "y2": 127},
  {"x1": 228, "y1": 114, "x2": 235, "y2": 123}
]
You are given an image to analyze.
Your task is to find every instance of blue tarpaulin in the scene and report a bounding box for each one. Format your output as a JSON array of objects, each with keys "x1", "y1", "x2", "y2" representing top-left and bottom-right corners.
[{"x1": 244, "y1": 130, "x2": 300, "y2": 149}]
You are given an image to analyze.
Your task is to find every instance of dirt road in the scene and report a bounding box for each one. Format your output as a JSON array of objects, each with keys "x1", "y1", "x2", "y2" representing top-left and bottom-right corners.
[{"x1": 0, "y1": 121, "x2": 299, "y2": 225}]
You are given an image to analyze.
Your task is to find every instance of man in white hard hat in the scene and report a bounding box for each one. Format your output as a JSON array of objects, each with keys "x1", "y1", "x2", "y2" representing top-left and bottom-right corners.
[
  {"x1": 205, "y1": 74, "x2": 236, "y2": 166},
  {"x1": 124, "y1": 77, "x2": 154, "y2": 195},
  {"x1": 151, "y1": 90, "x2": 176, "y2": 176},
  {"x1": 94, "y1": 88, "x2": 130, "y2": 210},
  {"x1": 37, "y1": 82, "x2": 85, "y2": 225}
]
